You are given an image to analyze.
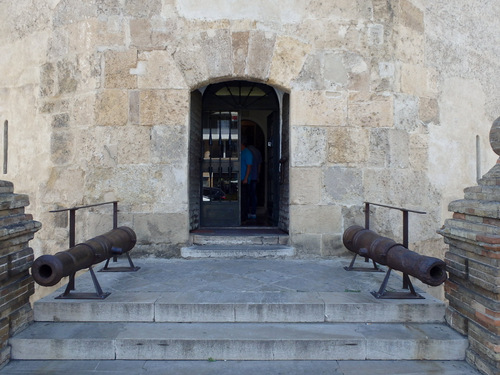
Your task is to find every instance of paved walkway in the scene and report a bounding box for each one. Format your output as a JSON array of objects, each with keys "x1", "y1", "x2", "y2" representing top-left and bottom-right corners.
[
  {"x1": 0, "y1": 258, "x2": 483, "y2": 374},
  {"x1": 31, "y1": 257, "x2": 427, "y2": 294}
]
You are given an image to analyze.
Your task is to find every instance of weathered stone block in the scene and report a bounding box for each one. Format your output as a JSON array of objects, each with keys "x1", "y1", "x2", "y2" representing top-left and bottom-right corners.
[
  {"x1": 348, "y1": 97, "x2": 393, "y2": 128},
  {"x1": 95, "y1": 90, "x2": 128, "y2": 126},
  {"x1": 41, "y1": 167, "x2": 85, "y2": 206},
  {"x1": 322, "y1": 233, "x2": 349, "y2": 257},
  {"x1": 0, "y1": 182, "x2": 13, "y2": 195},
  {"x1": 419, "y1": 97, "x2": 439, "y2": 124},
  {"x1": 327, "y1": 127, "x2": 369, "y2": 165},
  {"x1": 50, "y1": 131, "x2": 74, "y2": 165},
  {"x1": 291, "y1": 126, "x2": 327, "y2": 167},
  {"x1": 132, "y1": 212, "x2": 189, "y2": 246},
  {"x1": 57, "y1": 59, "x2": 79, "y2": 94},
  {"x1": 0, "y1": 318, "x2": 8, "y2": 348},
  {"x1": 294, "y1": 53, "x2": 326, "y2": 90},
  {"x1": 394, "y1": 93, "x2": 419, "y2": 132},
  {"x1": 367, "y1": 23, "x2": 384, "y2": 46},
  {"x1": 124, "y1": 0, "x2": 161, "y2": 17},
  {"x1": 246, "y1": 31, "x2": 275, "y2": 80},
  {"x1": 201, "y1": 29, "x2": 233, "y2": 78},
  {"x1": 94, "y1": 16, "x2": 126, "y2": 46},
  {"x1": 324, "y1": 53, "x2": 348, "y2": 86},
  {"x1": 469, "y1": 322, "x2": 500, "y2": 361},
  {"x1": 151, "y1": 125, "x2": 187, "y2": 166},
  {"x1": 40, "y1": 62, "x2": 55, "y2": 97},
  {"x1": 445, "y1": 251, "x2": 467, "y2": 278},
  {"x1": 0, "y1": 195, "x2": 30, "y2": 213},
  {"x1": 323, "y1": 166, "x2": 363, "y2": 204},
  {"x1": 291, "y1": 90, "x2": 347, "y2": 126},
  {"x1": 446, "y1": 305, "x2": 468, "y2": 335},
  {"x1": 289, "y1": 204, "x2": 342, "y2": 235},
  {"x1": 398, "y1": 0, "x2": 424, "y2": 32},
  {"x1": 394, "y1": 24, "x2": 424, "y2": 65},
  {"x1": 305, "y1": 0, "x2": 372, "y2": 20},
  {"x1": 401, "y1": 63, "x2": 434, "y2": 97},
  {"x1": 130, "y1": 18, "x2": 155, "y2": 48},
  {"x1": 269, "y1": 36, "x2": 311, "y2": 88},
  {"x1": 290, "y1": 167, "x2": 321, "y2": 205},
  {"x1": 51, "y1": 113, "x2": 69, "y2": 129},
  {"x1": 290, "y1": 233, "x2": 321, "y2": 257},
  {"x1": 290, "y1": 19, "x2": 363, "y2": 51},
  {"x1": 139, "y1": 89, "x2": 189, "y2": 126},
  {"x1": 137, "y1": 50, "x2": 187, "y2": 89},
  {"x1": 171, "y1": 40, "x2": 209, "y2": 88},
  {"x1": 8, "y1": 304, "x2": 33, "y2": 337},
  {"x1": 232, "y1": 31, "x2": 249, "y2": 76},
  {"x1": 467, "y1": 349, "x2": 499, "y2": 375},
  {"x1": 409, "y1": 134, "x2": 428, "y2": 170},
  {"x1": 116, "y1": 125, "x2": 151, "y2": 165},
  {"x1": 449, "y1": 200, "x2": 500, "y2": 220},
  {"x1": 104, "y1": 49, "x2": 137, "y2": 89}
]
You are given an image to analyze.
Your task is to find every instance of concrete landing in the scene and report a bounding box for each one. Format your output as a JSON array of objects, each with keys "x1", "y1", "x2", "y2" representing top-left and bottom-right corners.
[{"x1": 33, "y1": 258, "x2": 445, "y2": 323}]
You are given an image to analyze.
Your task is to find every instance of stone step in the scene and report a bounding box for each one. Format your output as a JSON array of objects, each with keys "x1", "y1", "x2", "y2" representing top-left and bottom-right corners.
[
  {"x1": 0, "y1": 359, "x2": 483, "y2": 375},
  {"x1": 33, "y1": 291, "x2": 446, "y2": 324},
  {"x1": 190, "y1": 228, "x2": 289, "y2": 246},
  {"x1": 10, "y1": 321, "x2": 468, "y2": 361},
  {"x1": 181, "y1": 244, "x2": 295, "y2": 258}
]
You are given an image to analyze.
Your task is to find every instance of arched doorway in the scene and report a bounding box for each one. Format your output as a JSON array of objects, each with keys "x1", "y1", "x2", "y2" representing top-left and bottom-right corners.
[{"x1": 189, "y1": 80, "x2": 288, "y2": 229}]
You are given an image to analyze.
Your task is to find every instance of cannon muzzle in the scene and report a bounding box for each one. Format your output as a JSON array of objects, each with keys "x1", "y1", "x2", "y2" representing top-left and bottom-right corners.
[
  {"x1": 342, "y1": 225, "x2": 447, "y2": 286},
  {"x1": 32, "y1": 226, "x2": 136, "y2": 287}
]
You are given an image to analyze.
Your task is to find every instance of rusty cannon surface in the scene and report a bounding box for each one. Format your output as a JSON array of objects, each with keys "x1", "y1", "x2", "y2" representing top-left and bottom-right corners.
[
  {"x1": 32, "y1": 226, "x2": 136, "y2": 287},
  {"x1": 342, "y1": 225, "x2": 447, "y2": 287}
]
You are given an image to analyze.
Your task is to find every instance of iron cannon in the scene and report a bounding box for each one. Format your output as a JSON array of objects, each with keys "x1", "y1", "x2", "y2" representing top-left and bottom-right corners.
[
  {"x1": 342, "y1": 225, "x2": 447, "y2": 286},
  {"x1": 32, "y1": 226, "x2": 136, "y2": 287}
]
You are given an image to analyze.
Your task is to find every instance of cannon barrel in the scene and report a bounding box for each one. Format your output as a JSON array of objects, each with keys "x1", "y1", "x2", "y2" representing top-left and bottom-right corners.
[
  {"x1": 31, "y1": 226, "x2": 136, "y2": 287},
  {"x1": 342, "y1": 225, "x2": 447, "y2": 286}
]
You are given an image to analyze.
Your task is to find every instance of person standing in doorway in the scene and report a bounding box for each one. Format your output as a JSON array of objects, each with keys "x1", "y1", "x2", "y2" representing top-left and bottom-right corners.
[
  {"x1": 240, "y1": 140, "x2": 253, "y2": 223},
  {"x1": 247, "y1": 144, "x2": 262, "y2": 220}
]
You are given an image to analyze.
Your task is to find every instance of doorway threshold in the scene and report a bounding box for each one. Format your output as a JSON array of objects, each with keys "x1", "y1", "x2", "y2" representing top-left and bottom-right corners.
[{"x1": 192, "y1": 227, "x2": 288, "y2": 236}]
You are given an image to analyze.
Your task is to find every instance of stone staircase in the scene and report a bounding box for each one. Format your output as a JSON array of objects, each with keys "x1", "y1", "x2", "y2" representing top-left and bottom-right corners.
[
  {"x1": 181, "y1": 228, "x2": 294, "y2": 258},
  {"x1": 7, "y1": 258, "x2": 468, "y2": 362}
]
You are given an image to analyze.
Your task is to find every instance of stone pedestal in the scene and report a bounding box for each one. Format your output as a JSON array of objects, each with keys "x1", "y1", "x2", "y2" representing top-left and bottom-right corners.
[
  {"x1": 439, "y1": 118, "x2": 500, "y2": 375},
  {"x1": 0, "y1": 181, "x2": 41, "y2": 368}
]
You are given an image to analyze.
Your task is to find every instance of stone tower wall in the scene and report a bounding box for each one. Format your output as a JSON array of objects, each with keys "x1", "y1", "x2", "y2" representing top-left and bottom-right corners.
[{"x1": 0, "y1": 1, "x2": 498, "y2": 300}]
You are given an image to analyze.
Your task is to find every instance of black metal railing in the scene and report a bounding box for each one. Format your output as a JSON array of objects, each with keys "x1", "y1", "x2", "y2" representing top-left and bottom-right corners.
[{"x1": 50, "y1": 201, "x2": 119, "y2": 248}]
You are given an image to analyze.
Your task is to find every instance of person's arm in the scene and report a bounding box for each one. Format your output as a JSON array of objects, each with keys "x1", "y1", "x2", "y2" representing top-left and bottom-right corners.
[{"x1": 243, "y1": 165, "x2": 252, "y2": 184}]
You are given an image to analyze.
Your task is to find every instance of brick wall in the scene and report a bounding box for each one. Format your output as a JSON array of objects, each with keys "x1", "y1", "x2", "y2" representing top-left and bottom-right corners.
[
  {"x1": 439, "y1": 119, "x2": 500, "y2": 375},
  {"x1": 0, "y1": 181, "x2": 41, "y2": 368}
]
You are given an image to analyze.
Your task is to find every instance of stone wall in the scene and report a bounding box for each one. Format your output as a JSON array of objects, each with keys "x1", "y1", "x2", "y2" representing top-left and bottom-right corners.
[
  {"x1": 0, "y1": 181, "x2": 41, "y2": 368},
  {"x1": 439, "y1": 118, "x2": 500, "y2": 375},
  {"x1": 0, "y1": 1, "x2": 498, "y2": 283}
]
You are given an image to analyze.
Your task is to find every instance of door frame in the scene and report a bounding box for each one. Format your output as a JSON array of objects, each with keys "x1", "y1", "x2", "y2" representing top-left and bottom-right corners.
[{"x1": 189, "y1": 80, "x2": 288, "y2": 230}]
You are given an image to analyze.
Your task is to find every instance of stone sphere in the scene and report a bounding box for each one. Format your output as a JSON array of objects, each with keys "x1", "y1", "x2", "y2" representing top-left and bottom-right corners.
[{"x1": 490, "y1": 117, "x2": 500, "y2": 156}]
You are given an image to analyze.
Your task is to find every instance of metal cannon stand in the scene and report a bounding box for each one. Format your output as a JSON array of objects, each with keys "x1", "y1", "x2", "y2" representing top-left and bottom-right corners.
[
  {"x1": 345, "y1": 202, "x2": 426, "y2": 299},
  {"x1": 50, "y1": 201, "x2": 140, "y2": 299}
]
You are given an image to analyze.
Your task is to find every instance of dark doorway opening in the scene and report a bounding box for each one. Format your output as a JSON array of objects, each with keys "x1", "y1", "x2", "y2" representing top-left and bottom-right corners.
[{"x1": 191, "y1": 80, "x2": 287, "y2": 229}]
